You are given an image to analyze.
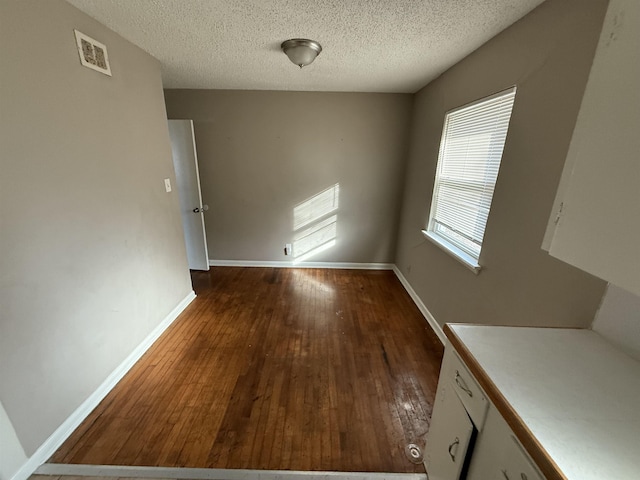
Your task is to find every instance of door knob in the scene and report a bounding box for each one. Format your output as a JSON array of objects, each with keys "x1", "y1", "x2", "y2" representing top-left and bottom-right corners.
[{"x1": 193, "y1": 204, "x2": 209, "y2": 213}]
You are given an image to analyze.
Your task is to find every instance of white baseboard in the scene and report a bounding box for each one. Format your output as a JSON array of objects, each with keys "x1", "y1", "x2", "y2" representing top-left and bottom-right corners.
[
  {"x1": 392, "y1": 266, "x2": 446, "y2": 344},
  {"x1": 209, "y1": 259, "x2": 394, "y2": 270},
  {"x1": 37, "y1": 463, "x2": 426, "y2": 480},
  {"x1": 10, "y1": 290, "x2": 196, "y2": 480}
]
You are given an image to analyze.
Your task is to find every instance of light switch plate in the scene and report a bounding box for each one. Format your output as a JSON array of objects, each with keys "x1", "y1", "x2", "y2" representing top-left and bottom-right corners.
[{"x1": 164, "y1": 178, "x2": 172, "y2": 192}]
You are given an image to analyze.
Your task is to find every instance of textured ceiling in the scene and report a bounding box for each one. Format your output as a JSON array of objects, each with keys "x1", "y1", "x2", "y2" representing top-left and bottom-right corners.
[{"x1": 66, "y1": 0, "x2": 547, "y2": 93}]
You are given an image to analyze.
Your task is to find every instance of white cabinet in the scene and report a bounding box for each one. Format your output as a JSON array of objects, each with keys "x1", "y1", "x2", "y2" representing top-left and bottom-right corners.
[
  {"x1": 441, "y1": 324, "x2": 640, "y2": 479},
  {"x1": 425, "y1": 347, "x2": 545, "y2": 480},
  {"x1": 543, "y1": 0, "x2": 640, "y2": 296},
  {"x1": 467, "y1": 407, "x2": 543, "y2": 480}
]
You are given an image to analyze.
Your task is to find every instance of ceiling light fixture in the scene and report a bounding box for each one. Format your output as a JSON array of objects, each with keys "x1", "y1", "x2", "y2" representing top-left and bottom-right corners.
[{"x1": 281, "y1": 39, "x2": 322, "y2": 68}]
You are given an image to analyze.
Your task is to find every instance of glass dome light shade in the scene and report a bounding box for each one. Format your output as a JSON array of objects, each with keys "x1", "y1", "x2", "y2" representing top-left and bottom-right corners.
[{"x1": 281, "y1": 39, "x2": 322, "y2": 68}]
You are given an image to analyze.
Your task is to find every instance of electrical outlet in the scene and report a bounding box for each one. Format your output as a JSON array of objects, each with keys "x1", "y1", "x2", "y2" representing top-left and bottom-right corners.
[
  {"x1": 285, "y1": 243, "x2": 292, "y2": 256},
  {"x1": 164, "y1": 178, "x2": 172, "y2": 192}
]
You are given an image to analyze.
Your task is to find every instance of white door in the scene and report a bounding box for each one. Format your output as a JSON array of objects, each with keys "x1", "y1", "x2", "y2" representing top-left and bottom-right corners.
[{"x1": 168, "y1": 119, "x2": 209, "y2": 271}]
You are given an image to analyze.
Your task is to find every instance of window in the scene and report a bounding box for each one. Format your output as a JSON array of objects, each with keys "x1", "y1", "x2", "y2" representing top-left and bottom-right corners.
[{"x1": 423, "y1": 87, "x2": 516, "y2": 272}]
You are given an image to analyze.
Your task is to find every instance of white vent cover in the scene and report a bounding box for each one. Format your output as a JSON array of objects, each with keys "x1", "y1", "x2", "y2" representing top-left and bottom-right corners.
[{"x1": 74, "y1": 30, "x2": 111, "y2": 76}]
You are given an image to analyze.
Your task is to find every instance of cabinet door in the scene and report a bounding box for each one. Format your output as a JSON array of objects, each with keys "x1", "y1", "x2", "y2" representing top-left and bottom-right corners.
[
  {"x1": 544, "y1": 0, "x2": 640, "y2": 296},
  {"x1": 424, "y1": 381, "x2": 474, "y2": 480},
  {"x1": 467, "y1": 407, "x2": 544, "y2": 480},
  {"x1": 500, "y1": 441, "x2": 545, "y2": 480}
]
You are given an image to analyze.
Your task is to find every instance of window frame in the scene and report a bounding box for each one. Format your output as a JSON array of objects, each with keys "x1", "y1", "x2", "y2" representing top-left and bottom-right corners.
[{"x1": 423, "y1": 86, "x2": 517, "y2": 273}]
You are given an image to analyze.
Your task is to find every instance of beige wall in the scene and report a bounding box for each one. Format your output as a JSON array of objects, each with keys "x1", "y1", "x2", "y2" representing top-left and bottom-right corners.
[
  {"x1": 592, "y1": 285, "x2": 640, "y2": 362},
  {"x1": 164, "y1": 90, "x2": 413, "y2": 264},
  {"x1": 0, "y1": 0, "x2": 192, "y2": 460},
  {"x1": 394, "y1": 0, "x2": 609, "y2": 329}
]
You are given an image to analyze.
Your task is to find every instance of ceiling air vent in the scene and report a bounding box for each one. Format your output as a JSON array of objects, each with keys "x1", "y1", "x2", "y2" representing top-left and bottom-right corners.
[{"x1": 74, "y1": 30, "x2": 111, "y2": 76}]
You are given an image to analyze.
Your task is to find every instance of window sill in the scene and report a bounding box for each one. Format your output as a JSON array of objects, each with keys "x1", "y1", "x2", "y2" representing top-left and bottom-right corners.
[{"x1": 421, "y1": 230, "x2": 482, "y2": 274}]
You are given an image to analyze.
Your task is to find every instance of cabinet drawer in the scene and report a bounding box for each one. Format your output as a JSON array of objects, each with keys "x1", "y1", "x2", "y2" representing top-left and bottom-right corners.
[{"x1": 448, "y1": 351, "x2": 488, "y2": 429}]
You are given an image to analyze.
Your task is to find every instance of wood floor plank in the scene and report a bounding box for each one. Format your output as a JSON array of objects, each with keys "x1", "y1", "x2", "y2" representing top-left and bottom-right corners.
[{"x1": 50, "y1": 267, "x2": 443, "y2": 472}]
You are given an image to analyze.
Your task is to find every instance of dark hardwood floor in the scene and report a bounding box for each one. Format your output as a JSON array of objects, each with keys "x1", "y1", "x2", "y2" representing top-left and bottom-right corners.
[{"x1": 51, "y1": 267, "x2": 444, "y2": 472}]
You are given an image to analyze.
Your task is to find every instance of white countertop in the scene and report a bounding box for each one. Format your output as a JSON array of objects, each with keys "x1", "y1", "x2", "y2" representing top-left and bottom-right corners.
[{"x1": 448, "y1": 325, "x2": 640, "y2": 480}]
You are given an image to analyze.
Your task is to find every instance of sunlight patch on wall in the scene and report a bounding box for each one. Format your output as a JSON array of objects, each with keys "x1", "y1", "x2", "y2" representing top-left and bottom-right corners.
[
  {"x1": 294, "y1": 216, "x2": 337, "y2": 263},
  {"x1": 293, "y1": 183, "x2": 340, "y2": 230},
  {"x1": 292, "y1": 184, "x2": 339, "y2": 263}
]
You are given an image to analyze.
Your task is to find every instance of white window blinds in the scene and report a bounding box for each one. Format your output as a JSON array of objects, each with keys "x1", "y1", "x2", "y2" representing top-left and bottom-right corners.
[{"x1": 426, "y1": 87, "x2": 516, "y2": 264}]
